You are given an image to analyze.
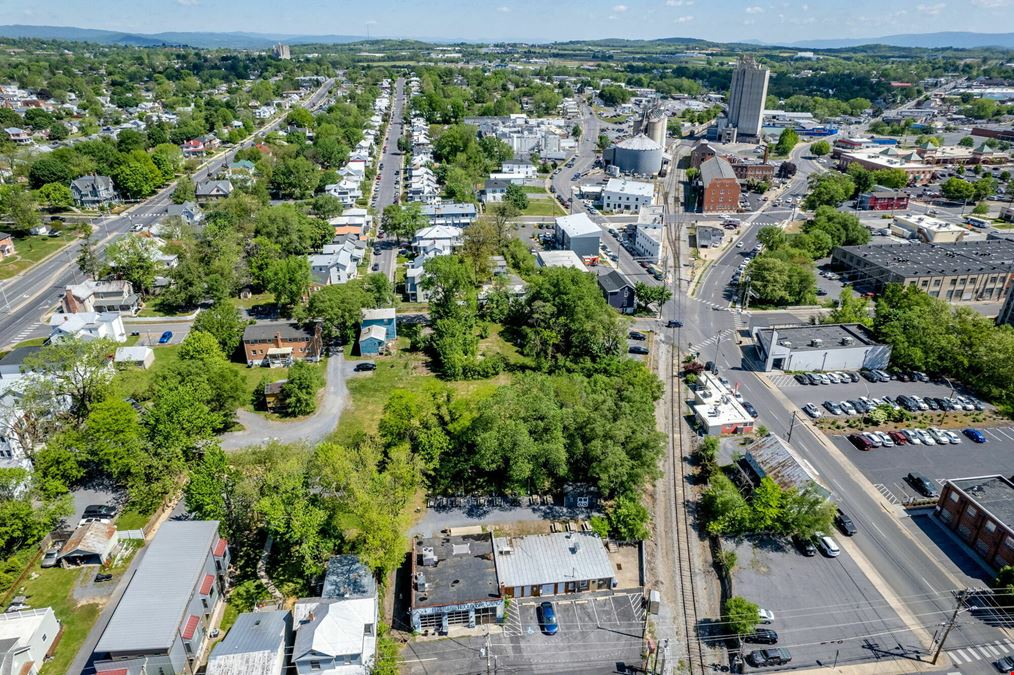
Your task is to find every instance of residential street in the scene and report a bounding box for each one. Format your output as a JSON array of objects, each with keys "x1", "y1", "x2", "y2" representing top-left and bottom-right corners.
[{"x1": 219, "y1": 354, "x2": 349, "y2": 450}]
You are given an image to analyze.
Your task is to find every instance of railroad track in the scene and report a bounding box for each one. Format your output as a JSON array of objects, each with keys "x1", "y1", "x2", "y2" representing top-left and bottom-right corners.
[{"x1": 661, "y1": 153, "x2": 707, "y2": 675}]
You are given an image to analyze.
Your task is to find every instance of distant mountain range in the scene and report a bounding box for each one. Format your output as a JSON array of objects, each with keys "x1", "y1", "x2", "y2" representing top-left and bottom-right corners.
[
  {"x1": 771, "y1": 32, "x2": 1014, "y2": 50},
  {"x1": 0, "y1": 24, "x2": 1012, "y2": 51},
  {"x1": 0, "y1": 25, "x2": 367, "y2": 49}
]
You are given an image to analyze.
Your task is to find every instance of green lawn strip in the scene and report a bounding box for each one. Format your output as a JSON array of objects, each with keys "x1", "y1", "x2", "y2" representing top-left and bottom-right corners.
[
  {"x1": 25, "y1": 566, "x2": 102, "y2": 675},
  {"x1": 0, "y1": 234, "x2": 76, "y2": 280}
]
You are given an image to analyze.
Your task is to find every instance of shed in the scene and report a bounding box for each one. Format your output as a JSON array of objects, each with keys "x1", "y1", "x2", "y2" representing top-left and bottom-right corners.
[
  {"x1": 60, "y1": 522, "x2": 118, "y2": 567},
  {"x1": 114, "y1": 346, "x2": 154, "y2": 369}
]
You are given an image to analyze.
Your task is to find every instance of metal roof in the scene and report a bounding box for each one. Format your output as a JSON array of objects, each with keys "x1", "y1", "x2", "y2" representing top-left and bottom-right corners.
[
  {"x1": 492, "y1": 532, "x2": 613, "y2": 588},
  {"x1": 95, "y1": 521, "x2": 220, "y2": 655},
  {"x1": 206, "y1": 610, "x2": 290, "y2": 675},
  {"x1": 699, "y1": 156, "x2": 738, "y2": 187}
]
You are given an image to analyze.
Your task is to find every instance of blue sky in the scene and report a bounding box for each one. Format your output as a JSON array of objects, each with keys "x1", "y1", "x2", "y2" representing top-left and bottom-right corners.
[{"x1": 7, "y1": 0, "x2": 1013, "y2": 43}]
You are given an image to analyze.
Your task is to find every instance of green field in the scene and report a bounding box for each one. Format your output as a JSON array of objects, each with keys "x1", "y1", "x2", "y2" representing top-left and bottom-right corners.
[{"x1": 0, "y1": 233, "x2": 76, "y2": 280}]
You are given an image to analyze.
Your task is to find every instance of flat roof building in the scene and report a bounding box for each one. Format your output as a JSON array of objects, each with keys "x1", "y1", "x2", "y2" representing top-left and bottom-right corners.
[
  {"x1": 937, "y1": 476, "x2": 1014, "y2": 571},
  {"x1": 493, "y1": 532, "x2": 615, "y2": 598},
  {"x1": 752, "y1": 323, "x2": 891, "y2": 372},
  {"x1": 410, "y1": 533, "x2": 503, "y2": 633},
  {"x1": 830, "y1": 240, "x2": 1014, "y2": 303}
]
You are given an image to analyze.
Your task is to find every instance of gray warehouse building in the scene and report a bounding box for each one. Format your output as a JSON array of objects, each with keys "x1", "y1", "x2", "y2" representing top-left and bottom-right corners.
[
  {"x1": 753, "y1": 323, "x2": 891, "y2": 372},
  {"x1": 604, "y1": 134, "x2": 663, "y2": 176},
  {"x1": 554, "y1": 213, "x2": 601, "y2": 258},
  {"x1": 831, "y1": 239, "x2": 1014, "y2": 303}
]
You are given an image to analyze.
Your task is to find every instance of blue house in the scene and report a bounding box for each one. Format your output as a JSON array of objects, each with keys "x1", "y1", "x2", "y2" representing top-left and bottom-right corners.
[
  {"x1": 359, "y1": 325, "x2": 387, "y2": 356},
  {"x1": 361, "y1": 308, "x2": 396, "y2": 341}
]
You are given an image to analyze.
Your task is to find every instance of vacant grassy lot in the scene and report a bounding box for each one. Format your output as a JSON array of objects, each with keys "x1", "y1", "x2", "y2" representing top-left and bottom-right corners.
[{"x1": 0, "y1": 233, "x2": 76, "y2": 280}]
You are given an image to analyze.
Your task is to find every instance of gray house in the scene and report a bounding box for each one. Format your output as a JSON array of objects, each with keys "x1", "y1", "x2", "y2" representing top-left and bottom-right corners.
[
  {"x1": 70, "y1": 175, "x2": 117, "y2": 207},
  {"x1": 205, "y1": 610, "x2": 292, "y2": 675},
  {"x1": 92, "y1": 521, "x2": 230, "y2": 675},
  {"x1": 597, "y1": 270, "x2": 636, "y2": 314}
]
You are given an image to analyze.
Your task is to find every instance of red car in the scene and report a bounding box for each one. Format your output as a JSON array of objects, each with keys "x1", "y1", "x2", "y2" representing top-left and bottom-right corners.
[
  {"x1": 888, "y1": 431, "x2": 908, "y2": 445},
  {"x1": 848, "y1": 433, "x2": 874, "y2": 451}
]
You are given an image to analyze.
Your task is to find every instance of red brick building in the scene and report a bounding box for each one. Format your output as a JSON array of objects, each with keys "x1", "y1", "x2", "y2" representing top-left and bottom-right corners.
[
  {"x1": 936, "y1": 475, "x2": 1014, "y2": 571},
  {"x1": 857, "y1": 186, "x2": 910, "y2": 211},
  {"x1": 699, "y1": 157, "x2": 741, "y2": 213},
  {"x1": 242, "y1": 321, "x2": 322, "y2": 367}
]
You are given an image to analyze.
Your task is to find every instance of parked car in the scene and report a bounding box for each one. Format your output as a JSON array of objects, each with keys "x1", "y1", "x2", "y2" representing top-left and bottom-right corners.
[
  {"x1": 537, "y1": 601, "x2": 559, "y2": 635},
  {"x1": 757, "y1": 608, "x2": 775, "y2": 624},
  {"x1": 744, "y1": 628, "x2": 779, "y2": 644},
  {"x1": 802, "y1": 403, "x2": 821, "y2": 419},
  {"x1": 41, "y1": 546, "x2": 61, "y2": 568},
  {"x1": 963, "y1": 428, "x2": 987, "y2": 443},
  {"x1": 158, "y1": 330, "x2": 173, "y2": 344},
  {"x1": 848, "y1": 433, "x2": 874, "y2": 451},
  {"x1": 353, "y1": 362, "x2": 377, "y2": 372},
  {"x1": 907, "y1": 472, "x2": 939, "y2": 498},
  {"x1": 816, "y1": 533, "x2": 841, "y2": 557},
  {"x1": 747, "y1": 648, "x2": 791, "y2": 667},
  {"x1": 628, "y1": 345, "x2": 649, "y2": 355},
  {"x1": 792, "y1": 534, "x2": 817, "y2": 556},
  {"x1": 835, "y1": 509, "x2": 857, "y2": 536}
]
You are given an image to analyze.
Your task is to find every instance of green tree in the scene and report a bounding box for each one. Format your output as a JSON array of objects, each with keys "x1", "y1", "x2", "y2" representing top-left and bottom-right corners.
[
  {"x1": 192, "y1": 301, "x2": 247, "y2": 356},
  {"x1": 265, "y1": 255, "x2": 311, "y2": 312},
  {"x1": 36, "y1": 182, "x2": 73, "y2": 210},
  {"x1": 281, "y1": 361, "x2": 325, "y2": 416},
  {"x1": 723, "y1": 596, "x2": 761, "y2": 636},
  {"x1": 810, "y1": 140, "x2": 831, "y2": 157},
  {"x1": 504, "y1": 183, "x2": 529, "y2": 211}
]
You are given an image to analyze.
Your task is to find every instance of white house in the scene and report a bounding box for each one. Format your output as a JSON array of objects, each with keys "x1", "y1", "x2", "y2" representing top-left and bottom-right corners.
[
  {"x1": 412, "y1": 226, "x2": 463, "y2": 255},
  {"x1": 602, "y1": 178, "x2": 654, "y2": 213},
  {"x1": 292, "y1": 596, "x2": 377, "y2": 675},
  {"x1": 48, "y1": 312, "x2": 126, "y2": 343},
  {"x1": 0, "y1": 608, "x2": 62, "y2": 675}
]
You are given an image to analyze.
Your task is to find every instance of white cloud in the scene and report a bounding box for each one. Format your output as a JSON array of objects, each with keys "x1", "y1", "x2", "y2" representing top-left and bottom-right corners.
[
  {"x1": 497, "y1": 5, "x2": 511, "y2": 12},
  {"x1": 745, "y1": 5, "x2": 764, "y2": 13},
  {"x1": 613, "y1": 3, "x2": 629, "y2": 11},
  {"x1": 674, "y1": 14, "x2": 694, "y2": 22},
  {"x1": 916, "y1": 2, "x2": 946, "y2": 14},
  {"x1": 666, "y1": 0, "x2": 694, "y2": 6}
]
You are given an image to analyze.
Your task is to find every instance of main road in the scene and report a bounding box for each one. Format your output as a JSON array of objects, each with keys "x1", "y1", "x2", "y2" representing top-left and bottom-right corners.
[{"x1": 0, "y1": 78, "x2": 335, "y2": 349}]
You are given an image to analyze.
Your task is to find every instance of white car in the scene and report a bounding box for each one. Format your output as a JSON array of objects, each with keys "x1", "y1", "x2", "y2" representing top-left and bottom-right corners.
[
  {"x1": 758, "y1": 608, "x2": 775, "y2": 624},
  {"x1": 816, "y1": 533, "x2": 841, "y2": 558}
]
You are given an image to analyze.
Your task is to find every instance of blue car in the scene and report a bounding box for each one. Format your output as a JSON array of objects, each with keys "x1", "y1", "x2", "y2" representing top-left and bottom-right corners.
[
  {"x1": 537, "y1": 601, "x2": 559, "y2": 635},
  {"x1": 158, "y1": 330, "x2": 173, "y2": 344},
  {"x1": 963, "y1": 428, "x2": 987, "y2": 443}
]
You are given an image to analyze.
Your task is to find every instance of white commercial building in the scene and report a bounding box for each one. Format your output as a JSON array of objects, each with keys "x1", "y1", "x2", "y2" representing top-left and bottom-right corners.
[{"x1": 601, "y1": 178, "x2": 654, "y2": 213}]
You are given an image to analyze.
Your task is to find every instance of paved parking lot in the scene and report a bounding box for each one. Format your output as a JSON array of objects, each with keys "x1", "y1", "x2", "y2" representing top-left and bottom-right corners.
[
  {"x1": 829, "y1": 426, "x2": 1014, "y2": 505},
  {"x1": 729, "y1": 537, "x2": 917, "y2": 671},
  {"x1": 400, "y1": 590, "x2": 645, "y2": 675}
]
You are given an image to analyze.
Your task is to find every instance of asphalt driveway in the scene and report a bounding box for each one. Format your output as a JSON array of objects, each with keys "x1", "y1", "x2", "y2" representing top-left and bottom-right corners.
[{"x1": 219, "y1": 355, "x2": 349, "y2": 450}]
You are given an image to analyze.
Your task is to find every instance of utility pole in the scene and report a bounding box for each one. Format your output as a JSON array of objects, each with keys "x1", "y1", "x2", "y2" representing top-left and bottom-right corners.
[{"x1": 931, "y1": 588, "x2": 971, "y2": 664}]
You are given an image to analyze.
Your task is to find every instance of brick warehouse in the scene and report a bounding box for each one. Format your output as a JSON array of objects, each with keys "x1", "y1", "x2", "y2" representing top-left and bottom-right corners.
[{"x1": 936, "y1": 475, "x2": 1014, "y2": 571}]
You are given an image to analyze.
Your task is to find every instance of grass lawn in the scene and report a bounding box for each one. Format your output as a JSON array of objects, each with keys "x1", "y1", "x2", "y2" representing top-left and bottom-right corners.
[
  {"x1": 0, "y1": 233, "x2": 76, "y2": 280},
  {"x1": 22, "y1": 565, "x2": 102, "y2": 675},
  {"x1": 522, "y1": 199, "x2": 565, "y2": 217}
]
